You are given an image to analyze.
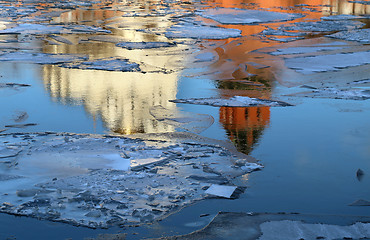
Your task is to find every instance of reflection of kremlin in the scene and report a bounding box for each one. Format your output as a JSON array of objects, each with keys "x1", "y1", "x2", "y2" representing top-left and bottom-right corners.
[
  {"x1": 208, "y1": 0, "x2": 368, "y2": 154},
  {"x1": 42, "y1": 4, "x2": 180, "y2": 135},
  {"x1": 220, "y1": 106, "x2": 270, "y2": 154}
]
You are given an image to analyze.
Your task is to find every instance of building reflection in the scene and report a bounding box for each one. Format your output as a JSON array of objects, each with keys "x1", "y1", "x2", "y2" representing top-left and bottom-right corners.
[
  {"x1": 42, "y1": 1, "x2": 180, "y2": 135},
  {"x1": 205, "y1": 0, "x2": 368, "y2": 153}
]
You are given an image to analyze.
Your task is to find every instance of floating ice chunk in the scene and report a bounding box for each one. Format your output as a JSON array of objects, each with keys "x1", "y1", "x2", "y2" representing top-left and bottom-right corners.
[
  {"x1": 259, "y1": 220, "x2": 370, "y2": 240},
  {"x1": 349, "y1": 199, "x2": 370, "y2": 206},
  {"x1": 150, "y1": 105, "x2": 214, "y2": 133},
  {"x1": 0, "y1": 23, "x2": 111, "y2": 35},
  {"x1": 327, "y1": 29, "x2": 370, "y2": 44},
  {"x1": 285, "y1": 51, "x2": 370, "y2": 74},
  {"x1": 261, "y1": 28, "x2": 306, "y2": 37},
  {"x1": 170, "y1": 96, "x2": 293, "y2": 107},
  {"x1": 321, "y1": 14, "x2": 365, "y2": 20},
  {"x1": 268, "y1": 36, "x2": 304, "y2": 42},
  {"x1": 60, "y1": 57, "x2": 141, "y2": 72},
  {"x1": 199, "y1": 8, "x2": 302, "y2": 24},
  {"x1": 116, "y1": 41, "x2": 176, "y2": 50},
  {"x1": 281, "y1": 20, "x2": 365, "y2": 32},
  {"x1": 241, "y1": 162, "x2": 263, "y2": 172},
  {"x1": 205, "y1": 184, "x2": 237, "y2": 198},
  {"x1": 165, "y1": 23, "x2": 241, "y2": 39},
  {"x1": 296, "y1": 88, "x2": 370, "y2": 100},
  {"x1": 270, "y1": 46, "x2": 346, "y2": 55},
  {"x1": 0, "y1": 52, "x2": 87, "y2": 64}
]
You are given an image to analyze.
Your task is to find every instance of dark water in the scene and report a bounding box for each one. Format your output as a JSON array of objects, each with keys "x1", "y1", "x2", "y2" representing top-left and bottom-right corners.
[{"x1": 0, "y1": 0, "x2": 369, "y2": 239}]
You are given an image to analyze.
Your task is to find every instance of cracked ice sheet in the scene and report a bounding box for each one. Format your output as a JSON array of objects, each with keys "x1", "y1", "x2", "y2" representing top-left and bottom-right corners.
[
  {"x1": 285, "y1": 51, "x2": 370, "y2": 74},
  {"x1": 170, "y1": 96, "x2": 293, "y2": 107},
  {"x1": 0, "y1": 133, "x2": 261, "y2": 228},
  {"x1": 0, "y1": 52, "x2": 87, "y2": 64},
  {"x1": 327, "y1": 28, "x2": 370, "y2": 44},
  {"x1": 280, "y1": 20, "x2": 365, "y2": 32},
  {"x1": 60, "y1": 57, "x2": 141, "y2": 72},
  {"x1": 165, "y1": 23, "x2": 241, "y2": 39},
  {"x1": 198, "y1": 8, "x2": 303, "y2": 25}
]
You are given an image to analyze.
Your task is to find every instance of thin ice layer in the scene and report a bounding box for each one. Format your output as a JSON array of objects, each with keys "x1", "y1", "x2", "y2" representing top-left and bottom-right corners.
[
  {"x1": 280, "y1": 20, "x2": 365, "y2": 32},
  {"x1": 170, "y1": 96, "x2": 293, "y2": 107},
  {"x1": 284, "y1": 51, "x2": 370, "y2": 74},
  {"x1": 149, "y1": 105, "x2": 214, "y2": 133},
  {"x1": 0, "y1": 23, "x2": 111, "y2": 34},
  {"x1": 165, "y1": 23, "x2": 242, "y2": 39},
  {"x1": 291, "y1": 88, "x2": 370, "y2": 100},
  {"x1": 116, "y1": 42, "x2": 176, "y2": 50},
  {"x1": 0, "y1": 52, "x2": 88, "y2": 64},
  {"x1": 199, "y1": 8, "x2": 302, "y2": 24},
  {"x1": 60, "y1": 57, "x2": 141, "y2": 72}
]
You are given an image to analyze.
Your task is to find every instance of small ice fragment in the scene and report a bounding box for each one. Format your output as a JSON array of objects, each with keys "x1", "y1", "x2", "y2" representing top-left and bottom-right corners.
[
  {"x1": 60, "y1": 57, "x2": 141, "y2": 72},
  {"x1": 205, "y1": 184, "x2": 237, "y2": 198},
  {"x1": 165, "y1": 23, "x2": 241, "y2": 39},
  {"x1": 349, "y1": 199, "x2": 370, "y2": 206},
  {"x1": 116, "y1": 41, "x2": 176, "y2": 50}
]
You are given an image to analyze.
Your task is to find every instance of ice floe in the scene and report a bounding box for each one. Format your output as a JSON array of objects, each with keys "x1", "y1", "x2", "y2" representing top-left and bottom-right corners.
[
  {"x1": 116, "y1": 42, "x2": 176, "y2": 50},
  {"x1": 60, "y1": 57, "x2": 141, "y2": 72},
  {"x1": 0, "y1": 23, "x2": 111, "y2": 35},
  {"x1": 199, "y1": 8, "x2": 303, "y2": 24},
  {"x1": 149, "y1": 105, "x2": 214, "y2": 134},
  {"x1": 0, "y1": 133, "x2": 261, "y2": 228},
  {"x1": 280, "y1": 20, "x2": 365, "y2": 32},
  {"x1": 165, "y1": 23, "x2": 242, "y2": 39},
  {"x1": 170, "y1": 96, "x2": 293, "y2": 107},
  {"x1": 270, "y1": 46, "x2": 348, "y2": 55},
  {"x1": 0, "y1": 52, "x2": 87, "y2": 64},
  {"x1": 284, "y1": 51, "x2": 370, "y2": 74},
  {"x1": 291, "y1": 88, "x2": 370, "y2": 100},
  {"x1": 320, "y1": 14, "x2": 365, "y2": 20},
  {"x1": 165, "y1": 212, "x2": 370, "y2": 240},
  {"x1": 327, "y1": 29, "x2": 370, "y2": 44}
]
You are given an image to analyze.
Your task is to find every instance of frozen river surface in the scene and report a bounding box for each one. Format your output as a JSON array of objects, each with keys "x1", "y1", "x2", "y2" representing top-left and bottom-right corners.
[{"x1": 0, "y1": 0, "x2": 369, "y2": 239}]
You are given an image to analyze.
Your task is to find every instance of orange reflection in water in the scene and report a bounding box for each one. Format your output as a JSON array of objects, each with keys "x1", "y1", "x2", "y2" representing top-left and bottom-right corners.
[
  {"x1": 220, "y1": 106, "x2": 270, "y2": 154},
  {"x1": 204, "y1": 0, "x2": 368, "y2": 152}
]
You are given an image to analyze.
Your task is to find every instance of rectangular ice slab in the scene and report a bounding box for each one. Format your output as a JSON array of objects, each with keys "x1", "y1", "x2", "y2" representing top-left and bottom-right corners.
[{"x1": 205, "y1": 184, "x2": 237, "y2": 198}]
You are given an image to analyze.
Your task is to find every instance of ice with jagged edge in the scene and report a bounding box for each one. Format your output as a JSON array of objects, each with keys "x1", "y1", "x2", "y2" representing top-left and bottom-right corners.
[
  {"x1": 0, "y1": 23, "x2": 111, "y2": 35},
  {"x1": 170, "y1": 96, "x2": 293, "y2": 107},
  {"x1": 284, "y1": 51, "x2": 370, "y2": 74},
  {"x1": 60, "y1": 57, "x2": 141, "y2": 72},
  {"x1": 327, "y1": 29, "x2": 370, "y2": 44},
  {"x1": 165, "y1": 23, "x2": 242, "y2": 39},
  {"x1": 198, "y1": 8, "x2": 303, "y2": 24},
  {"x1": 293, "y1": 88, "x2": 370, "y2": 100},
  {"x1": 0, "y1": 133, "x2": 261, "y2": 228},
  {"x1": 0, "y1": 52, "x2": 88, "y2": 64},
  {"x1": 280, "y1": 20, "x2": 365, "y2": 32},
  {"x1": 116, "y1": 42, "x2": 176, "y2": 50}
]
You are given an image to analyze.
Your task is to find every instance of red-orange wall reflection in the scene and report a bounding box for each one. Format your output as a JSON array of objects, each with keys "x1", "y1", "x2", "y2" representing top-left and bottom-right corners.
[{"x1": 220, "y1": 106, "x2": 270, "y2": 154}]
